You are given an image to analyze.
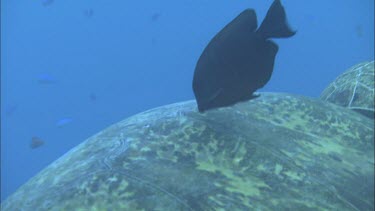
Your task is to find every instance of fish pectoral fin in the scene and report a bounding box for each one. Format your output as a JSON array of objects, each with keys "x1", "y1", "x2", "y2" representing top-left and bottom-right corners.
[
  {"x1": 239, "y1": 92, "x2": 260, "y2": 102},
  {"x1": 202, "y1": 88, "x2": 223, "y2": 105},
  {"x1": 251, "y1": 92, "x2": 261, "y2": 99}
]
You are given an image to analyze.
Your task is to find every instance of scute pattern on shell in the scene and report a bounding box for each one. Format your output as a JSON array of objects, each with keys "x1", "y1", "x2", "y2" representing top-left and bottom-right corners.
[
  {"x1": 1, "y1": 93, "x2": 374, "y2": 211},
  {"x1": 321, "y1": 61, "x2": 374, "y2": 118}
]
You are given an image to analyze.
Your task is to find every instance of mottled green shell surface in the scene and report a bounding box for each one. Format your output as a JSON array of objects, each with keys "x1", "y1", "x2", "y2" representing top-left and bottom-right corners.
[
  {"x1": 2, "y1": 93, "x2": 374, "y2": 211},
  {"x1": 320, "y1": 61, "x2": 374, "y2": 118}
]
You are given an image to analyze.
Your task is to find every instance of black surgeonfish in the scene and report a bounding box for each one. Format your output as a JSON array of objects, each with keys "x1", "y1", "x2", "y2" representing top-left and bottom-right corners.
[{"x1": 192, "y1": 0, "x2": 295, "y2": 112}]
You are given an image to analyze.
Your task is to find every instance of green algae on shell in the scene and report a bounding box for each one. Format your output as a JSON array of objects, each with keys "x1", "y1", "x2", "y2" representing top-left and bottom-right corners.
[
  {"x1": 321, "y1": 61, "x2": 374, "y2": 118},
  {"x1": 1, "y1": 93, "x2": 374, "y2": 211}
]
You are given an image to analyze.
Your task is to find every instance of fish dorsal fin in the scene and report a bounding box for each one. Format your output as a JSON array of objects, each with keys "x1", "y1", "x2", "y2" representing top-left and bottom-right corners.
[
  {"x1": 214, "y1": 9, "x2": 258, "y2": 42},
  {"x1": 234, "y1": 9, "x2": 258, "y2": 32}
]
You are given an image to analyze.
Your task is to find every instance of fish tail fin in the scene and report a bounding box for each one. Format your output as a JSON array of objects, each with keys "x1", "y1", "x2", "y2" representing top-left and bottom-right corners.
[{"x1": 256, "y1": 0, "x2": 296, "y2": 39}]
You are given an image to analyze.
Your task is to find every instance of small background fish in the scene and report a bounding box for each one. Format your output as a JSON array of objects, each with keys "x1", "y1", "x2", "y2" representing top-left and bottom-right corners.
[
  {"x1": 151, "y1": 13, "x2": 161, "y2": 22},
  {"x1": 30, "y1": 136, "x2": 45, "y2": 149},
  {"x1": 56, "y1": 118, "x2": 73, "y2": 128},
  {"x1": 84, "y1": 9, "x2": 94, "y2": 18},
  {"x1": 4, "y1": 104, "x2": 18, "y2": 117},
  {"x1": 36, "y1": 74, "x2": 58, "y2": 84},
  {"x1": 89, "y1": 93, "x2": 97, "y2": 102},
  {"x1": 42, "y1": 0, "x2": 54, "y2": 6}
]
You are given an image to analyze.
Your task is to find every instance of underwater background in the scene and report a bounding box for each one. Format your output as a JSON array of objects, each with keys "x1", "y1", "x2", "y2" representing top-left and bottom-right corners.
[{"x1": 1, "y1": 0, "x2": 374, "y2": 201}]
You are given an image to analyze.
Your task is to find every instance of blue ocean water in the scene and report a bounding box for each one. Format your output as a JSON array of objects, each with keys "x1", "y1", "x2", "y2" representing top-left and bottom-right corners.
[{"x1": 0, "y1": 0, "x2": 373, "y2": 201}]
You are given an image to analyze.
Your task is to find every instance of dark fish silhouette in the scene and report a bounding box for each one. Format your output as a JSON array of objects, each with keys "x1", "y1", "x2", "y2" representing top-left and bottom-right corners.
[
  {"x1": 192, "y1": 0, "x2": 295, "y2": 112},
  {"x1": 84, "y1": 9, "x2": 94, "y2": 18},
  {"x1": 89, "y1": 92, "x2": 97, "y2": 102},
  {"x1": 30, "y1": 136, "x2": 45, "y2": 149},
  {"x1": 151, "y1": 13, "x2": 161, "y2": 22},
  {"x1": 5, "y1": 104, "x2": 18, "y2": 116},
  {"x1": 36, "y1": 73, "x2": 57, "y2": 84},
  {"x1": 56, "y1": 118, "x2": 73, "y2": 128},
  {"x1": 42, "y1": 0, "x2": 54, "y2": 6},
  {"x1": 355, "y1": 25, "x2": 363, "y2": 38}
]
